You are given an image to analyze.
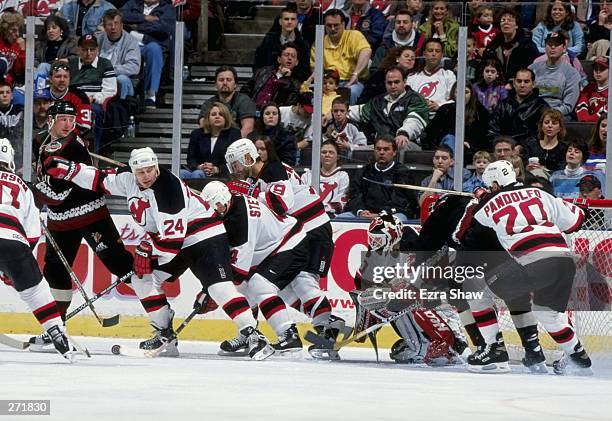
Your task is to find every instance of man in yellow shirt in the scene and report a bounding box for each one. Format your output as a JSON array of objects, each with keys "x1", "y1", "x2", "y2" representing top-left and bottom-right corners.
[{"x1": 310, "y1": 9, "x2": 372, "y2": 104}]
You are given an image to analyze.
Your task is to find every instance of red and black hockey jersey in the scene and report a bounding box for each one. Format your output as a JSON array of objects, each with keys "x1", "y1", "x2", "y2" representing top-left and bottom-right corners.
[
  {"x1": 33, "y1": 131, "x2": 109, "y2": 231},
  {"x1": 67, "y1": 165, "x2": 225, "y2": 265},
  {"x1": 50, "y1": 88, "x2": 93, "y2": 133}
]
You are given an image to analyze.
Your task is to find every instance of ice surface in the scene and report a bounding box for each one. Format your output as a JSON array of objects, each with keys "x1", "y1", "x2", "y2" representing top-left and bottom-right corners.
[{"x1": 0, "y1": 337, "x2": 610, "y2": 421}]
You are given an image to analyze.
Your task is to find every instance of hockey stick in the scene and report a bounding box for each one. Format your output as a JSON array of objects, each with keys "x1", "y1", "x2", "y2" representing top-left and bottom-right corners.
[
  {"x1": 64, "y1": 271, "x2": 133, "y2": 321},
  {"x1": 0, "y1": 333, "x2": 29, "y2": 349},
  {"x1": 363, "y1": 177, "x2": 474, "y2": 197},
  {"x1": 40, "y1": 218, "x2": 120, "y2": 327}
]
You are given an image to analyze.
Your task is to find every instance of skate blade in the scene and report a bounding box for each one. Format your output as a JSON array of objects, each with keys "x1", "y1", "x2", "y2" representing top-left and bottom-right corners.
[
  {"x1": 250, "y1": 345, "x2": 275, "y2": 361},
  {"x1": 61, "y1": 350, "x2": 78, "y2": 363},
  {"x1": 467, "y1": 361, "x2": 511, "y2": 374},
  {"x1": 554, "y1": 365, "x2": 594, "y2": 376},
  {"x1": 525, "y1": 361, "x2": 548, "y2": 374},
  {"x1": 273, "y1": 348, "x2": 304, "y2": 358},
  {"x1": 217, "y1": 349, "x2": 249, "y2": 357},
  {"x1": 308, "y1": 348, "x2": 340, "y2": 361},
  {"x1": 28, "y1": 344, "x2": 56, "y2": 353}
]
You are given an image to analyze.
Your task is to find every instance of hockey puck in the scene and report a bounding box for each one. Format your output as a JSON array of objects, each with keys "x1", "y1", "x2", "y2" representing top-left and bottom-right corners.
[{"x1": 111, "y1": 344, "x2": 121, "y2": 355}]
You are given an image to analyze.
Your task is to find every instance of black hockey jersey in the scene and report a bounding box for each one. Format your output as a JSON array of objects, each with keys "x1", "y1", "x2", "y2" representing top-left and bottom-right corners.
[{"x1": 33, "y1": 130, "x2": 109, "y2": 231}]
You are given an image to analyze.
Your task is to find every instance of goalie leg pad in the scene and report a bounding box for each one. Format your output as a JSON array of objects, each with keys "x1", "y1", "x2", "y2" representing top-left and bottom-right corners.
[
  {"x1": 412, "y1": 308, "x2": 458, "y2": 364},
  {"x1": 390, "y1": 311, "x2": 429, "y2": 363}
]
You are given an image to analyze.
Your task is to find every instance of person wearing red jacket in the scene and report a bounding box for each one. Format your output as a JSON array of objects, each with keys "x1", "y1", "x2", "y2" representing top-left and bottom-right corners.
[
  {"x1": 0, "y1": 11, "x2": 25, "y2": 88},
  {"x1": 576, "y1": 56, "x2": 608, "y2": 122}
]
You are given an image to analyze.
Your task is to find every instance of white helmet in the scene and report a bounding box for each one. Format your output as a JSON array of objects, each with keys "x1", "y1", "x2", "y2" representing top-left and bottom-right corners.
[
  {"x1": 129, "y1": 147, "x2": 159, "y2": 172},
  {"x1": 368, "y1": 213, "x2": 403, "y2": 252},
  {"x1": 0, "y1": 138, "x2": 14, "y2": 171},
  {"x1": 225, "y1": 138, "x2": 259, "y2": 173},
  {"x1": 201, "y1": 181, "x2": 232, "y2": 213},
  {"x1": 482, "y1": 160, "x2": 516, "y2": 188}
]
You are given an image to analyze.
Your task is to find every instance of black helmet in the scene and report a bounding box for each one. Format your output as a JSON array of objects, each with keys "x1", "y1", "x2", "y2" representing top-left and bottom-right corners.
[{"x1": 48, "y1": 100, "x2": 77, "y2": 117}]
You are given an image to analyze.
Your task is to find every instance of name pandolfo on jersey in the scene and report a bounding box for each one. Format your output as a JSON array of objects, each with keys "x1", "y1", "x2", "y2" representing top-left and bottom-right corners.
[{"x1": 482, "y1": 188, "x2": 542, "y2": 217}]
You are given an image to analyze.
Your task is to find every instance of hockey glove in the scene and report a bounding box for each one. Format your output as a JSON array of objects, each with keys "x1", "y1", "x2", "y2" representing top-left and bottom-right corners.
[
  {"x1": 193, "y1": 290, "x2": 219, "y2": 314},
  {"x1": 44, "y1": 156, "x2": 79, "y2": 181},
  {"x1": 226, "y1": 180, "x2": 260, "y2": 198},
  {"x1": 134, "y1": 241, "x2": 155, "y2": 278}
]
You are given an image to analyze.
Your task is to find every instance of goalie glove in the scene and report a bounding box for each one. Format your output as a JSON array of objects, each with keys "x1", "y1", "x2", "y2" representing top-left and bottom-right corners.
[
  {"x1": 44, "y1": 156, "x2": 79, "y2": 181},
  {"x1": 134, "y1": 241, "x2": 155, "y2": 279},
  {"x1": 193, "y1": 290, "x2": 219, "y2": 314},
  {"x1": 226, "y1": 180, "x2": 260, "y2": 198}
]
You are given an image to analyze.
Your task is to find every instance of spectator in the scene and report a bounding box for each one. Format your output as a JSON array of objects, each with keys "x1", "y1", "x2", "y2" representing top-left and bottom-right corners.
[
  {"x1": 418, "y1": 0, "x2": 459, "y2": 57},
  {"x1": 253, "y1": 136, "x2": 280, "y2": 164},
  {"x1": 301, "y1": 140, "x2": 350, "y2": 217},
  {"x1": 295, "y1": 0, "x2": 320, "y2": 45},
  {"x1": 360, "y1": 45, "x2": 416, "y2": 103},
  {"x1": 68, "y1": 35, "x2": 117, "y2": 150},
  {"x1": 254, "y1": 6, "x2": 310, "y2": 83},
  {"x1": 121, "y1": 0, "x2": 176, "y2": 109},
  {"x1": 181, "y1": 102, "x2": 240, "y2": 179},
  {"x1": 342, "y1": 135, "x2": 419, "y2": 222},
  {"x1": 586, "y1": 1, "x2": 612, "y2": 60},
  {"x1": 531, "y1": 29, "x2": 588, "y2": 89},
  {"x1": 423, "y1": 82, "x2": 489, "y2": 155},
  {"x1": 250, "y1": 102, "x2": 297, "y2": 165},
  {"x1": 528, "y1": 32, "x2": 580, "y2": 120},
  {"x1": 577, "y1": 174, "x2": 604, "y2": 200},
  {"x1": 524, "y1": 109, "x2": 568, "y2": 175},
  {"x1": 471, "y1": 4, "x2": 499, "y2": 55},
  {"x1": 524, "y1": 173, "x2": 555, "y2": 195},
  {"x1": 323, "y1": 96, "x2": 366, "y2": 158},
  {"x1": 181, "y1": 0, "x2": 200, "y2": 53},
  {"x1": 200, "y1": 66, "x2": 257, "y2": 138},
  {"x1": 47, "y1": 61, "x2": 94, "y2": 135},
  {"x1": 34, "y1": 15, "x2": 78, "y2": 80},
  {"x1": 344, "y1": 0, "x2": 386, "y2": 51},
  {"x1": 419, "y1": 145, "x2": 471, "y2": 206},
  {"x1": 483, "y1": 7, "x2": 538, "y2": 86},
  {"x1": 488, "y1": 68, "x2": 550, "y2": 150},
  {"x1": 510, "y1": 154, "x2": 525, "y2": 182},
  {"x1": 348, "y1": 65, "x2": 428, "y2": 150},
  {"x1": 60, "y1": 0, "x2": 115, "y2": 37},
  {"x1": 96, "y1": 9, "x2": 141, "y2": 100},
  {"x1": 472, "y1": 58, "x2": 507, "y2": 112},
  {"x1": 406, "y1": 0, "x2": 425, "y2": 28},
  {"x1": 279, "y1": 92, "x2": 313, "y2": 152},
  {"x1": 532, "y1": 1, "x2": 584, "y2": 56},
  {"x1": 0, "y1": 11, "x2": 25, "y2": 90},
  {"x1": 243, "y1": 43, "x2": 302, "y2": 109},
  {"x1": 576, "y1": 56, "x2": 608, "y2": 122},
  {"x1": 492, "y1": 136, "x2": 516, "y2": 162},
  {"x1": 300, "y1": 68, "x2": 340, "y2": 116},
  {"x1": 406, "y1": 38, "x2": 456, "y2": 119},
  {"x1": 462, "y1": 150, "x2": 491, "y2": 193},
  {"x1": 33, "y1": 89, "x2": 53, "y2": 132},
  {"x1": 372, "y1": 10, "x2": 425, "y2": 75},
  {"x1": 550, "y1": 141, "x2": 601, "y2": 198},
  {"x1": 585, "y1": 112, "x2": 607, "y2": 171},
  {"x1": 0, "y1": 80, "x2": 23, "y2": 164},
  {"x1": 314, "y1": 9, "x2": 372, "y2": 104}
]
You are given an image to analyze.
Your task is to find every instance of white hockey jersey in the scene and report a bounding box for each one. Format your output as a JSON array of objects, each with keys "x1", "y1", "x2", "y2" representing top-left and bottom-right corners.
[
  {"x1": 248, "y1": 161, "x2": 330, "y2": 232},
  {"x1": 0, "y1": 171, "x2": 41, "y2": 247},
  {"x1": 223, "y1": 194, "x2": 306, "y2": 281},
  {"x1": 406, "y1": 68, "x2": 456, "y2": 116},
  {"x1": 470, "y1": 183, "x2": 584, "y2": 265},
  {"x1": 300, "y1": 168, "x2": 350, "y2": 215},
  {"x1": 68, "y1": 165, "x2": 225, "y2": 265}
]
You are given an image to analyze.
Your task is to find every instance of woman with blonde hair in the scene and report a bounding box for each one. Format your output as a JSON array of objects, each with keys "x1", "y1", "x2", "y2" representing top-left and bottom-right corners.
[
  {"x1": 524, "y1": 108, "x2": 568, "y2": 176},
  {"x1": 181, "y1": 102, "x2": 241, "y2": 178},
  {"x1": 418, "y1": 0, "x2": 459, "y2": 57}
]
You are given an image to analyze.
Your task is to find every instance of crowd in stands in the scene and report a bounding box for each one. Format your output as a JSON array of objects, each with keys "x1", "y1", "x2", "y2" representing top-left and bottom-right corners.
[{"x1": 1, "y1": 0, "x2": 611, "y2": 222}]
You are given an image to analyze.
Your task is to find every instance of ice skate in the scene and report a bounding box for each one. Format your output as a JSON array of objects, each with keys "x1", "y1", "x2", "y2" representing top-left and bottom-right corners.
[
  {"x1": 467, "y1": 334, "x2": 510, "y2": 373},
  {"x1": 308, "y1": 315, "x2": 344, "y2": 360},
  {"x1": 272, "y1": 324, "x2": 302, "y2": 354},
  {"x1": 553, "y1": 342, "x2": 593, "y2": 376},
  {"x1": 242, "y1": 327, "x2": 274, "y2": 360},
  {"x1": 28, "y1": 331, "x2": 55, "y2": 353},
  {"x1": 47, "y1": 325, "x2": 76, "y2": 363},
  {"x1": 219, "y1": 331, "x2": 249, "y2": 357}
]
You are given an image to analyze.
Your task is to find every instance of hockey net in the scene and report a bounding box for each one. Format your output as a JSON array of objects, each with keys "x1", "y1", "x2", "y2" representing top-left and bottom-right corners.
[{"x1": 420, "y1": 195, "x2": 612, "y2": 360}]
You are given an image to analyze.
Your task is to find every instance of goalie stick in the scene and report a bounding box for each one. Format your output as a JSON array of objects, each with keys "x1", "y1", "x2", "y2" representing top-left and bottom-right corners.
[
  {"x1": 363, "y1": 177, "x2": 474, "y2": 197},
  {"x1": 40, "y1": 217, "x2": 120, "y2": 327}
]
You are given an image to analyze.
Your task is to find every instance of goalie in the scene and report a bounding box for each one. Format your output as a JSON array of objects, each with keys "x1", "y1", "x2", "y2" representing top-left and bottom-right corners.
[{"x1": 352, "y1": 213, "x2": 469, "y2": 365}]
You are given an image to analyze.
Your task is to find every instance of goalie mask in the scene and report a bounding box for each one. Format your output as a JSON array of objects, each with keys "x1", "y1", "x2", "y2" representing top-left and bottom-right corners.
[
  {"x1": 225, "y1": 138, "x2": 259, "y2": 175},
  {"x1": 368, "y1": 213, "x2": 403, "y2": 252}
]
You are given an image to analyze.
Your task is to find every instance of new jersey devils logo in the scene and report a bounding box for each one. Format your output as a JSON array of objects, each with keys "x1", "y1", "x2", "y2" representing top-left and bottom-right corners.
[
  {"x1": 419, "y1": 81, "x2": 439, "y2": 99},
  {"x1": 128, "y1": 197, "x2": 150, "y2": 226}
]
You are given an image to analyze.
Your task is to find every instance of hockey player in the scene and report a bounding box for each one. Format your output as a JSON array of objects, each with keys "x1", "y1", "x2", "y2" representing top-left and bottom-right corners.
[
  {"x1": 28, "y1": 100, "x2": 136, "y2": 352},
  {"x1": 421, "y1": 191, "x2": 547, "y2": 373},
  {"x1": 44, "y1": 148, "x2": 274, "y2": 360},
  {"x1": 467, "y1": 160, "x2": 592, "y2": 375},
  {"x1": 0, "y1": 138, "x2": 76, "y2": 362},
  {"x1": 201, "y1": 181, "x2": 308, "y2": 355},
  {"x1": 222, "y1": 139, "x2": 339, "y2": 350},
  {"x1": 353, "y1": 213, "x2": 469, "y2": 365}
]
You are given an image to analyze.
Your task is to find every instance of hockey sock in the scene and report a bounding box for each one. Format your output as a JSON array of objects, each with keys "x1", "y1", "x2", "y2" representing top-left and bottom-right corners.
[
  {"x1": 208, "y1": 282, "x2": 256, "y2": 331},
  {"x1": 247, "y1": 273, "x2": 293, "y2": 335},
  {"x1": 279, "y1": 285, "x2": 301, "y2": 311},
  {"x1": 533, "y1": 309, "x2": 579, "y2": 354},
  {"x1": 49, "y1": 288, "x2": 72, "y2": 320},
  {"x1": 291, "y1": 272, "x2": 331, "y2": 328},
  {"x1": 304, "y1": 296, "x2": 332, "y2": 328},
  {"x1": 510, "y1": 311, "x2": 540, "y2": 350},
  {"x1": 20, "y1": 283, "x2": 63, "y2": 330},
  {"x1": 459, "y1": 310, "x2": 482, "y2": 346},
  {"x1": 131, "y1": 274, "x2": 172, "y2": 329},
  {"x1": 471, "y1": 308, "x2": 500, "y2": 345}
]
